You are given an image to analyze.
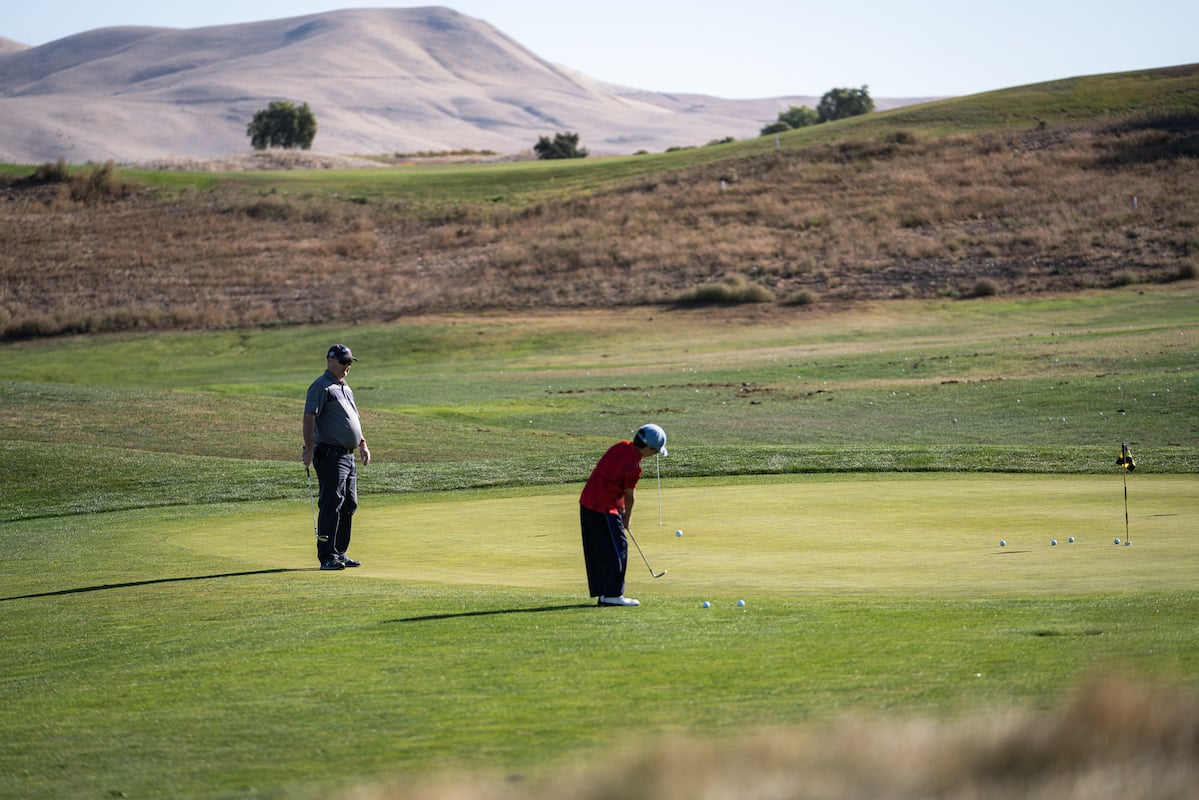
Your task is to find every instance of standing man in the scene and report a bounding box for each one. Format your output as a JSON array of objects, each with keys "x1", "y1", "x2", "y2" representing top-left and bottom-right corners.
[
  {"x1": 578, "y1": 423, "x2": 667, "y2": 607},
  {"x1": 303, "y1": 344, "x2": 371, "y2": 571}
]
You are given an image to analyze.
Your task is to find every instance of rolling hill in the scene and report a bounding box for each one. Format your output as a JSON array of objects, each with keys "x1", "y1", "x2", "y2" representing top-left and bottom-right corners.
[
  {"x1": 0, "y1": 35, "x2": 25, "y2": 55},
  {"x1": 0, "y1": 6, "x2": 930, "y2": 163},
  {"x1": 1, "y1": 61, "x2": 1195, "y2": 341}
]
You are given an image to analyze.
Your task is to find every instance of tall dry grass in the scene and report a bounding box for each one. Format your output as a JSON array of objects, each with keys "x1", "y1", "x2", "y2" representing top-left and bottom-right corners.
[
  {"x1": 2, "y1": 115, "x2": 1196, "y2": 339},
  {"x1": 347, "y1": 676, "x2": 1199, "y2": 800}
]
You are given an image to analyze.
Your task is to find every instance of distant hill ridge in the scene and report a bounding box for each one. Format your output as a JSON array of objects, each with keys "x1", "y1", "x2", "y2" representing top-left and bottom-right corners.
[
  {"x1": 0, "y1": 36, "x2": 27, "y2": 55},
  {"x1": 0, "y1": 6, "x2": 932, "y2": 163}
]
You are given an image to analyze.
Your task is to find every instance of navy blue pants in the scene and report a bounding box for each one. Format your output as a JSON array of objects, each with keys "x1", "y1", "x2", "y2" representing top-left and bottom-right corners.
[
  {"x1": 314, "y1": 447, "x2": 357, "y2": 564},
  {"x1": 579, "y1": 506, "x2": 627, "y2": 598}
]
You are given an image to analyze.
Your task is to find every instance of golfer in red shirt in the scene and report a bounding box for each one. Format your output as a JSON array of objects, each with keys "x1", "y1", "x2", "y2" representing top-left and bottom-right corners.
[{"x1": 578, "y1": 424, "x2": 668, "y2": 607}]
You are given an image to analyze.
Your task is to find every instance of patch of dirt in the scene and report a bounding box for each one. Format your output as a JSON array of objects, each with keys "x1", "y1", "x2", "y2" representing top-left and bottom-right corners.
[
  {"x1": 128, "y1": 149, "x2": 539, "y2": 171},
  {"x1": 129, "y1": 150, "x2": 390, "y2": 171}
]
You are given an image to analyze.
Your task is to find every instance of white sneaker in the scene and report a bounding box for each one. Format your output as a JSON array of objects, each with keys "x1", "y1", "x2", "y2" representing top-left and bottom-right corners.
[{"x1": 598, "y1": 595, "x2": 640, "y2": 607}]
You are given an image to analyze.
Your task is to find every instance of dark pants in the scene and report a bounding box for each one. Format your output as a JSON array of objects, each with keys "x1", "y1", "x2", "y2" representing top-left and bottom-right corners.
[
  {"x1": 314, "y1": 447, "x2": 357, "y2": 564},
  {"x1": 579, "y1": 506, "x2": 627, "y2": 598}
]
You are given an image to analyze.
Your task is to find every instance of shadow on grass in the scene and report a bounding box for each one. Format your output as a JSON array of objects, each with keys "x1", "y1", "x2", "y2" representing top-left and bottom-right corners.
[
  {"x1": 387, "y1": 603, "x2": 595, "y2": 623},
  {"x1": 0, "y1": 568, "x2": 309, "y2": 602}
]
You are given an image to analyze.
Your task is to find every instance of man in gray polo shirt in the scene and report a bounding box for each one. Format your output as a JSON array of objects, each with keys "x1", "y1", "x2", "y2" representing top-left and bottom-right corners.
[{"x1": 302, "y1": 344, "x2": 372, "y2": 570}]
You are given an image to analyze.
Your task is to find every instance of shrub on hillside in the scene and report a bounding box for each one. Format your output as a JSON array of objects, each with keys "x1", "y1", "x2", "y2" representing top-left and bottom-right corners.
[
  {"x1": 33, "y1": 158, "x2": 71, "y2": 183},
  {"x1": 783, "y1": 288, "x2": 820, "y2": 306},
  {"x1": 23, "y1": 160, "x2": 135, "y2": 202},
  {"x1": 886, "y1": 129, "x2": 919, "y2": 145},
  {"x1": 238, "y1": 198, "x2": 301, "y2": 222},
  {"x1": 69, "y1": 161, "x2": 133, "y2": 202},
  {"x1": 676, "y1": 275, "x2": 775, "y2": 305},
  {"x1": 970, "y1": 278, "x2": 1000, "y2": 297},
  {"x1": 761, "y1": 105, "x2": 820, "y2": 136},
  {"x1": 534, "y1": 131, "x2": 588, "y2": 160}
]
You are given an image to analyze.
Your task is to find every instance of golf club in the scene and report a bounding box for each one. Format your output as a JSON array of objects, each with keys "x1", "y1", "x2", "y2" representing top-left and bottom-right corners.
[
  {"x1": 304, "y1": 450, "x2": 323, "y2": 542},
  {"x1": 655, "y1": 452, "x2": 663, "y2": 527},
  {"x1": 625, "y1": 525, "x2": 666, "y2": 578}
]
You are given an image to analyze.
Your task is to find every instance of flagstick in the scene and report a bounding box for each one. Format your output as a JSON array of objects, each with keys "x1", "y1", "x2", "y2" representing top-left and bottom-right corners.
[
  {"x1": 1124, "y1": 471, "x2": 1130, "y2": 542},
  {"x1": 1117, "y1": 442, "x2": 1134, "y2": 543}
]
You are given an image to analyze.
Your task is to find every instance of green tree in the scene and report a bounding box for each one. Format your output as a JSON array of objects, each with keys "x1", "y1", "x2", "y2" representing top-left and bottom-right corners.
[
  {"x1": 760, "y1": 105, "x2": 820, "y2": 136},
  {"x1": 247, "y1": 100, "x2": 318, "y2": 150},
  {"x1": 780, "y1": 105, "x2": 820, "y2": 128},
  {"x1": 817, "y1": 86, "x2": 875, "y2": 123},
  {"x1": 534, "y1": 131, "x2": 588, "y2": 160}
]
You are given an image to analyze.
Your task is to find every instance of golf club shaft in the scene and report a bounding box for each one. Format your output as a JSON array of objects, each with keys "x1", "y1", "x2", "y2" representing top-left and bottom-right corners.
[
  {"x1": 656, "y1": 453, "x2": 663, "y2": 527},
  {"x1": 304, "y1": 451, "x2": 319, "y2": 540},
  {"x1": 625, "y1": 526, "x2": 665, "y2": 578}
]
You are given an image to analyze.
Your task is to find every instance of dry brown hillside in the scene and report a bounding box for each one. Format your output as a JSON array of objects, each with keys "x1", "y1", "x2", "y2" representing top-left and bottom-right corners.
[{"x1": 1, "y1": 114, "x2": 1197, "y2": 340}]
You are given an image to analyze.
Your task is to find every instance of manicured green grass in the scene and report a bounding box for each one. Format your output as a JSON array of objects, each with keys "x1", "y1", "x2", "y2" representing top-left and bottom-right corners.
[
  {"x1": 1, "y1": 286, "x2": 1196, "y2": 798},
  {"x1": 2, "y1": 477, "x2": 1195, "y2": 799},
  {"x1": 1, "y1": 285, "x2": 1195, "y2": 523}
]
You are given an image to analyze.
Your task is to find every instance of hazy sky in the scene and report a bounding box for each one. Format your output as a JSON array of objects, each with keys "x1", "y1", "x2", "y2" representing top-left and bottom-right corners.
[{"x1": 4, "y1": 1, "x2": 1196, "y2": 98}]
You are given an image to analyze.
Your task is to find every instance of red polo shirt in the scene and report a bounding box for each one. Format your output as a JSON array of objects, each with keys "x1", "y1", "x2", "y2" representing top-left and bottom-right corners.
[{"x1": 579, "y1": 440, "x2": 642, "y2": 514}]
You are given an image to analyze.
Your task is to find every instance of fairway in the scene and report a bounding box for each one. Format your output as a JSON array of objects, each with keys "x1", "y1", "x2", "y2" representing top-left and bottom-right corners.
[{"x1": 2, "y1": 285, "x2": 1197, "y2": 799}]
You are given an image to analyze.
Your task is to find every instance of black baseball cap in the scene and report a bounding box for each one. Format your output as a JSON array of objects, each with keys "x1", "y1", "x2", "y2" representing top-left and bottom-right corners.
[{"x1": 326, "y1": 344, "x2": 357, "y2": 361}]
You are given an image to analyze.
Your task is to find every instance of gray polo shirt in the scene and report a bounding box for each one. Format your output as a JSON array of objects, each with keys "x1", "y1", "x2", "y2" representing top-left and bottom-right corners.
[{"x1": 305, "y1": 371, "x2": 364, "y2": 450}]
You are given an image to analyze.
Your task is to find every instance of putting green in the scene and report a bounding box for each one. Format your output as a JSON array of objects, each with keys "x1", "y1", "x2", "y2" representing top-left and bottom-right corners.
[{"x1": 167, "y1": 474, "x2": 1198, "y2": 599}]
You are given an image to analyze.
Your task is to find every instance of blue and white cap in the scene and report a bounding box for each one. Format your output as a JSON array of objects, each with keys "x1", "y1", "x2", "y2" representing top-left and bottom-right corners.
[
  {"x1": 326, "y1": 344, "x2": 357, "y2": 362},
  {"x1": 635, "y1": 423, "x2": 668, "y2": 456}
]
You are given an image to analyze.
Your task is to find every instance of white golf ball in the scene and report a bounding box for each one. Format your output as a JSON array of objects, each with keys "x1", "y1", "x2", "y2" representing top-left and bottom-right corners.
[
  {"x1": 1068, "y1": 536, "x2": 1075, "y2": 543},
  {"x1": 1051, "y1": 539, "x2": 1058, "y2": 546},
  {"x1": 737, "y1": 599, "x2": 746, "y2": 607},
  {"x1": 999, "y1": 540, "x2": 1006, "y2": 547},
  {"x1": 1114, "y1": 538, "x2": 1121, "y2": 545},
  {"x1": 675, "y1": 530, "x2": 683, "y2": 537},
  {"x1": 702, "y1": 601, "x2": 710, "y2": 608}
]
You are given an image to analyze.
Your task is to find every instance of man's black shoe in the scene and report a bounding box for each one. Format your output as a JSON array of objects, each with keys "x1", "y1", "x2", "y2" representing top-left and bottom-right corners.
[
  {"x1": 339, "y1": 555, "x2": 361, "y2": 568},
  {"x1": 320, "y1": 559, "x2": 345, "y2": 571}
]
